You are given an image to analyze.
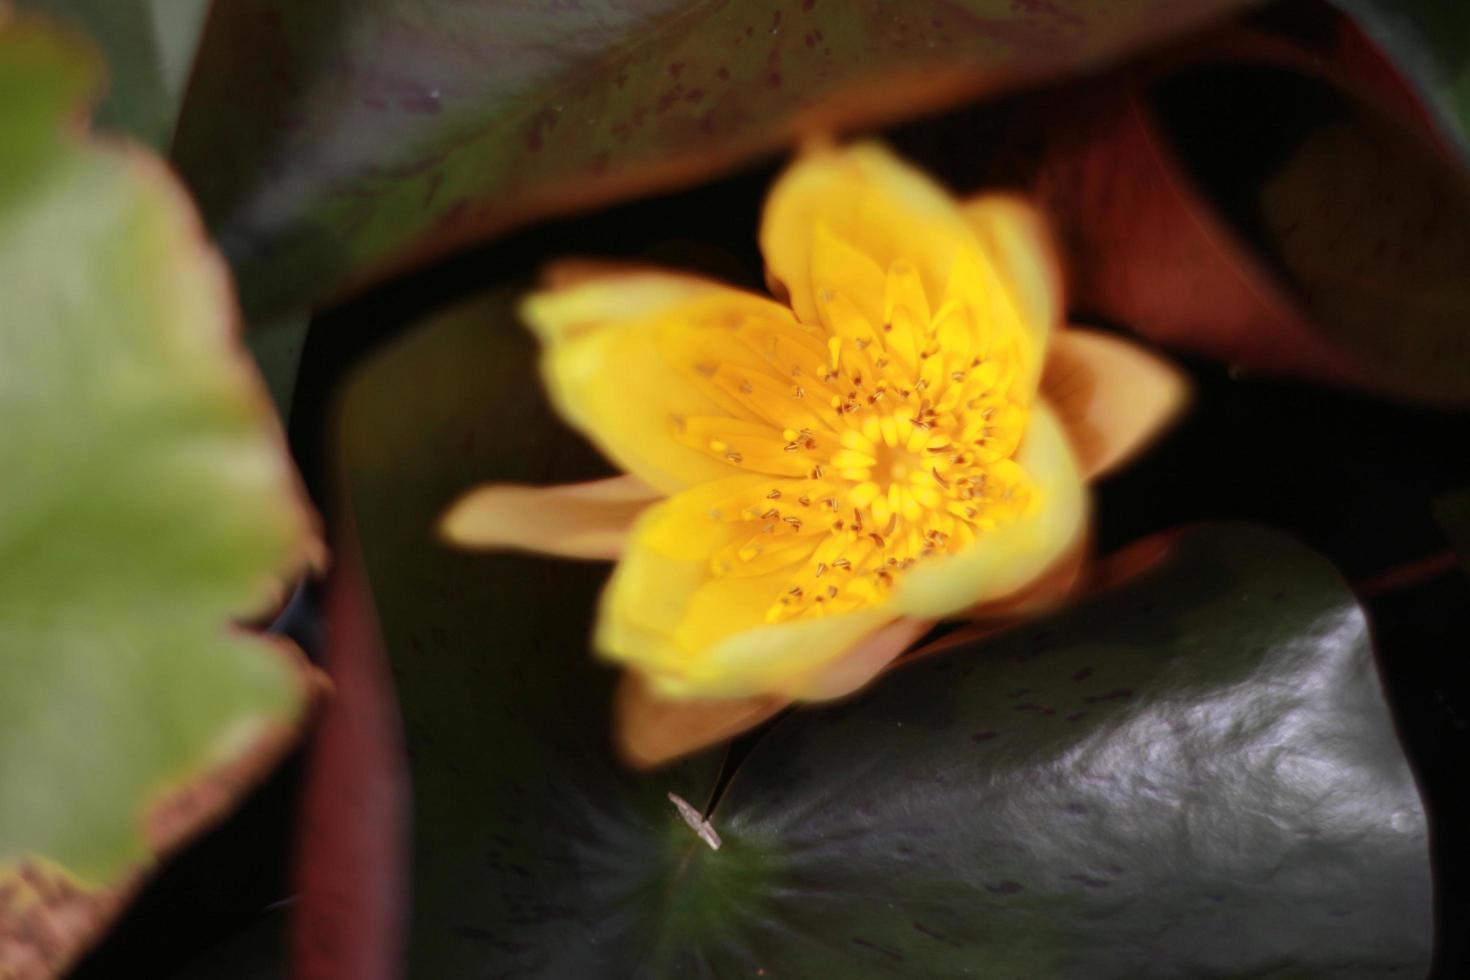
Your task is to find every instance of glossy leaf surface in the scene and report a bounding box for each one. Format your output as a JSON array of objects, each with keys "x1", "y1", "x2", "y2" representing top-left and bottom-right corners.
[{"x1": 173, "y1": 0, "x2": 1256, "y2": 319}]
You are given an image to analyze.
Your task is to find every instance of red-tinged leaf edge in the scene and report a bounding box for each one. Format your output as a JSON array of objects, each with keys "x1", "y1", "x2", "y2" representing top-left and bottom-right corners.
[
  {"x1": 1010, "y1": 9, "x2": 1470, "y2": 404},
  {"x1": 291, "y1": 532, "x2": 410, "y2": 980}
]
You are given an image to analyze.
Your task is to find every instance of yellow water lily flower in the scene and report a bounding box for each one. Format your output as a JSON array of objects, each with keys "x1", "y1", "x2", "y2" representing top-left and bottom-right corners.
[{"x1": 442, "y1": 143, "x2": 1184, "y2": 728}]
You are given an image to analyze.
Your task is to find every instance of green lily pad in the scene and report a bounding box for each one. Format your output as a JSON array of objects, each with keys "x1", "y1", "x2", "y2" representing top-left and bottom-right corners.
[
  {"x1": 17, "y1": 0, "x2": 212, "y2": 147},
  {"x1": 337, "y1": 288, "x2": 1430, "y2": 977},
  {"x1": 172, "y1": 0, "x2": 1258, "y2": 320},
  {"x1": 0, "y1": 16, "x2": 320, "y2": 977}
]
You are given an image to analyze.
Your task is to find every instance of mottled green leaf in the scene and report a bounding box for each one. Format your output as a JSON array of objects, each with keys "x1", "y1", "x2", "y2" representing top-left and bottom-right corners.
[
  {"x1": 338, "y1": 286, "x2": 1429, "y2": 977},
  {"x1": 0, "y1": 15, "x2": 319, "y2": 977},
  {"x1": 173, "y1": 0, "x2": 1258, "y2": 320}
]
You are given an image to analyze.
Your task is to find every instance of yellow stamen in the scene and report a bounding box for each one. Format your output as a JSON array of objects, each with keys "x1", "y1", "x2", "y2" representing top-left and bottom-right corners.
[{"x1": 673, "y1": 257, "x2": 1036, "y2": 622}]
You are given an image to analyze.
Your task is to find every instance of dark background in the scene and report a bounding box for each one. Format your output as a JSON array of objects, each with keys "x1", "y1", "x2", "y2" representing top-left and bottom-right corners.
[{"x1": 74, "y1": 68, "x2": 1470, "y2": 979}]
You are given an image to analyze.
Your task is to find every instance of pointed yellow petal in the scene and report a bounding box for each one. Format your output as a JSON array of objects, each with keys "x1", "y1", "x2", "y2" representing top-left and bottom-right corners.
[
  {"x1": 613, "y1": 672, "x2": 787, "y2": 769},
  {"x1": 614, "y1": 614, "x2": 930, "y2": 766},
  {"x1": 1042, "y1": 328, "x2": 1189, "y2": 480},
  {"x1": 893, "y1": 400, "x2": 1087, "y2": 617},
  {"x1": 438, "y1": 475, "x2": 659, "y2": 560},
  {"x1": 521, "y1": 269, "x2": 803, "y2": 494},
  {"x1": 960, "y1": 193, "x2": 1064, "y2": 362},
  {"x1": 598, "y1": 479, "x2": 894, "y2": 698},
  {"x1": 761, "y1": 143, "x2": 976, "y2": 326}
]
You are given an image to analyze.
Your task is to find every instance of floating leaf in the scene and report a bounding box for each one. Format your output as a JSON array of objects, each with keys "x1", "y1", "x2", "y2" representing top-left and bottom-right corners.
[
  {"x1": 0, "y1": 16, "x2": 320, "y2": 976},
  {"x1": 172, "y1": 0, "x2": 1258, "y2": 319},
  {"x1": 335, "y1": 285, "x2": 1430, "y2": 977}
]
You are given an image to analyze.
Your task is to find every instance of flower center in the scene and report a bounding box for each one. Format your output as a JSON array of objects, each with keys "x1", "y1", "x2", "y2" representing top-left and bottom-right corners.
[
  {"x1": 870, "y1": 430, "x2": 922, "y2": 484},
  {"x1": 675, "y1": 262, "x2": 1037, "y2": 622}
]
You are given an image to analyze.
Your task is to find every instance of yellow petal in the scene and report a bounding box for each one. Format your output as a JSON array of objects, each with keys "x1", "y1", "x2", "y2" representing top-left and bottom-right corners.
[
  {"x1": 761, "y1": 143, "x2": 977, "y2": 327},
  {"x1": 785, "y1": 616, "x2": 931, "y2": 700},
  {"x1": 521, "y1": 269, "x2": 803, "y2": 494},
  {"x1": 1043, "y1": 328, "x2": 1189, "y2": 480},
  {"x1": 437, "y1": 475, "x2": 659, "y2": 560},
  {"x1": 762, "y1": 145, "x2": 1055, "y2": 399},
  {"x1": 613, "y1": 672, "x2": 787, "y2": 770},
  {"x1": 614, "y1": 614, "x2": 929, "y2": 767},
  {"x1": 892, "y1": 400, "x2": 1087, "y2": 617},
  {"x1": 969, "y1": 532, "x2": 1089, "y2": 617},
  {"x1": 598, "y1": 477, "x2": 894, "y2": 698},
  {"x1": 961, "y1": 193, "x2": 1064, "y2": 365}
]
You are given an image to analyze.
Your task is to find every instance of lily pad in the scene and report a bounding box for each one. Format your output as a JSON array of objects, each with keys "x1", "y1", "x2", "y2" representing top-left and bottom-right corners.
[
  {"x1": 0, "y1": 16, "x2": 319, "y2": 977},
  {"x1": 336, "y1": 287, "x2": 1430, "y2": 977},
  {"x1": 171, "y1": 0, "x2": 1257, "y2": 319}
]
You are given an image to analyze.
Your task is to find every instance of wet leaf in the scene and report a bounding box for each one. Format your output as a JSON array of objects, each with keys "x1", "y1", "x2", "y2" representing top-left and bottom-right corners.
[
  {"x1": 0, "y1": 16, "x2": 320, "y2": 976},
  {"x1": 680, "y1": 525, "x2": 1430, "y2": 976},
  {"x1": 172, "y1": 0, "x2": 1257, "y2": 320}
]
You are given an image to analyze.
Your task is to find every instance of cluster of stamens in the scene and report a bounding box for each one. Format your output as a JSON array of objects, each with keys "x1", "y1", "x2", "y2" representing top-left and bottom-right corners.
[{"x1": 673, "y1": 262, "x2": 1034, "y2": 622}]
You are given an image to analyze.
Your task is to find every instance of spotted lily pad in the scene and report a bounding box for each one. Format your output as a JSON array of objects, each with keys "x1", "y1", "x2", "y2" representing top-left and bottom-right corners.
[
  {"x1": 171, "y1": 0, "x2": 1258, "y2": 319},
  {"x1": 0, "y1": 16, "x2": 319, "y2": 977}
]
